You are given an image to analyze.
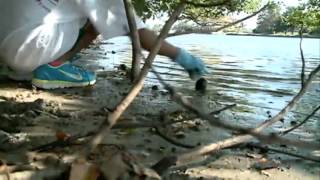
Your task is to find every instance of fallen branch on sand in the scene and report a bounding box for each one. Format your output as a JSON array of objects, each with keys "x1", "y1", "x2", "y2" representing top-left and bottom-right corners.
[
  {"x1": 151, "y1": 68, "x2": 320, "y2": 150},
  {"x1": 31, "y1": 118, "x2": 194, "y2": 152},
  {"x1": 210, "y1": 104, "x2": 236, "y2": 115},
  {"x1": 85, "y1": 2, "x2": 186, "y2": 155},
  {"x1": 113, "y1": 0, "x2": 320, "y2": 175},
  {"x1": 155, "y1": 127, "x2": 196, "y2": 149},
  {"x1": 151, "y1": 51, "x2": 320, "y2": 174},
  {"x1": 67, "y1": 0, "x2": 320, "y2": 178}
]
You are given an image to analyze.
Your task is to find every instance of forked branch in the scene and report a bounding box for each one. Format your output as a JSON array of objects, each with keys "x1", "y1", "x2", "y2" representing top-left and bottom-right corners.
[
  {"x1": 87, "y1": 2, "x2": 186, "y2": 154},
  {"x1": 152, "y1": 61, "x2": 320, "y2": 172}
]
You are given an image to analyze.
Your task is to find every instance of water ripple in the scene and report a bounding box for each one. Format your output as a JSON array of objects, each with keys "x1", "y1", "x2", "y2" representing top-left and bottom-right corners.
[{"x1": 80, "y1": 34, "x2": 320, "y2": 141}]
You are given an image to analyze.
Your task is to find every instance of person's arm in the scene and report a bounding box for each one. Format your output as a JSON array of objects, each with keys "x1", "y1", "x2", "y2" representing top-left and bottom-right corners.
[
  {"x1": 138, "y1": 28, "x2": 208, "y2": 79},
  {"x1": 138, "y1": 28, "x2": 178, "y2": 59}
]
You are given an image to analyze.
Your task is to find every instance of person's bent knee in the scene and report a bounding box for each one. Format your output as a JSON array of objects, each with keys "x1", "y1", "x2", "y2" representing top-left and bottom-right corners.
[{"x1": 6, "y1": 58, "x2": 42, "y2": 73}]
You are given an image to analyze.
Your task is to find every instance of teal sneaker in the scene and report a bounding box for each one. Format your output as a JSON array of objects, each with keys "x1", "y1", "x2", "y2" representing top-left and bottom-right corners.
[{"x1": 32, "y1": 62, "x2": 96, "y2": 89}]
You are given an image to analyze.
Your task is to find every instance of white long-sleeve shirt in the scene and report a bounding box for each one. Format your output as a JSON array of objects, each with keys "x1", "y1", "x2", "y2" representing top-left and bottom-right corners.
[{"x1": 0, "y1": 0, "x2": 145, "y2": 72}]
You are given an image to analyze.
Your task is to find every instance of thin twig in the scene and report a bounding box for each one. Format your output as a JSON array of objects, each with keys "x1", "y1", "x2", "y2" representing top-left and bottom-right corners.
[
  {"x1": 210, "y1": 104, "x2": 236, "y2": 115},
  {"x1": 87, "y1": 3, "x2": 186, "y2": 154},
  {"x1": 178, "y1": 64, "x2": 320, "y2": 165},
  {"x1": 281, "y1": 105, "x2": 320, "y2": 135},
  {"x1": 169, "y1": 3, "x2": 270, "y2": 37},
  {"x1": 151, "y1": 68, "x2": 320, "y2": 149},
  {"x1": 152, "y1": 63, "x2": 320, "y2": 170},
  {"x1": 155, "y1": 128, "x2": 196, "y2": 149},
  {"x1": 113, "y1": 119, "x2": 190, "y2": 129},
  {"x1": 185, "y1": 0, "x2": 230, "y2": 8},
  {"x1": 255, "y1": 64, "x2": 320, "y2": 131},
  {"x1": 152, "y1": 69, "x2": 245, "y2": 132},
  {"x1": 215, "y1": 3, "x2": 270, "y2": 32},
  {"x1": 31, "y1": 132, "x2": 96, "y2": 152},
  {"x1": 246, "y1": 143, "x2": 320, "y2": 163},
  {"x1": 32, "y1": 119, "x2": 193, "y2": 152},
  {"x1": 299, "y1": 28, "x2": 306, "y2": 87}
]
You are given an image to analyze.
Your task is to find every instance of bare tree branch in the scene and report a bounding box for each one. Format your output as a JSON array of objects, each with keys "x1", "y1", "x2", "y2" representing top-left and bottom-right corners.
[
  {"x1": 254, "y1": 64, "x2": 320, "y2": 132},
  {"x1": 87, "y1": 3, "x2": 186, "y2": 154},
  {"x1": 299, "y1": 28, "x2": 306, "y2": 87},
  {"x1": 185, "y1": 0, "x2": 230, "y2": 8},
  {"x1": 124, "y1": 0, "x2": 142, "y2": 82},
  {"x1": 210, "y1": 104, "x2": 236, "y2": 115},
  {"x1": 281, "y1": 105, "x2": 320, "y2": 135},
  {"x1": 81, "y1": 1, "x2": 319, "y2": 175},
  {"x1": 169, "y1": 3, "x2": 270, "y2": 37},
  {"x1": 32, "y1": 119, "x2": 193, "y2": 152},
  {"x1": 151, "y1": 67, "x2": 320, "y2": 147},
  {"x1": 214, "y1": 3, "x2": 270, "y2": 32},
  {"x1": 151, "y1": 69, "x2": 251, "y2": 132},
  {"x1": 155, "y1": 128, "x2": 196, "y2": 149},
  {"x1": 152, "y1": 63, "x2": 320, "y2": 170}
]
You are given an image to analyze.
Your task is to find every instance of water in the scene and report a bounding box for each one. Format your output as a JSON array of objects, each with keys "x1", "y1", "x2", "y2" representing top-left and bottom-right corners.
[{"x1": 80, "y1": 34, "x2": 320, "y2": 141}]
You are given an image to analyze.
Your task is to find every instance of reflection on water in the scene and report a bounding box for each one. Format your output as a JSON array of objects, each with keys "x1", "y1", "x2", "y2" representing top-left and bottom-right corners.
[{"x1": 79, "y1": 34, "x2": 320, "y2": 141}]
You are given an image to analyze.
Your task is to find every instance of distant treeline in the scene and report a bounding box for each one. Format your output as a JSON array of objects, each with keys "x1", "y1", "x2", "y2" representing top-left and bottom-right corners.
[{"x1": 253, "y1": 1, "x2": 320, "y2": 35}]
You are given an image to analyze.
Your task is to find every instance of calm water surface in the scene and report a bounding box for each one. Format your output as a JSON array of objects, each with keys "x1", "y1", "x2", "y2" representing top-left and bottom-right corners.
[{"x1": 81, "y1": 34, "x2": 320, "y2": 141}]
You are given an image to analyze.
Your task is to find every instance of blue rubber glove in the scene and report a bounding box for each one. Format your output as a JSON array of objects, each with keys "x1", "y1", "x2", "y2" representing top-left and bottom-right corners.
[{"x1": 175, "y1": 48, "x2": 208, "y2": 80}]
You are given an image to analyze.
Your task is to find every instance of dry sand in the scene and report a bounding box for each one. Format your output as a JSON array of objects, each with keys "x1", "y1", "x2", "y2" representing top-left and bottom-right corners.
[{"x1": 0, "y1": 69, "x2": 319, "y2": 179}]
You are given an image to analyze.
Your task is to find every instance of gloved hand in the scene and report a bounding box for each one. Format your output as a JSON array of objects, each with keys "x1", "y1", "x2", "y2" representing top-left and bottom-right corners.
[{"x1": 174, "y1": 48, "x2": 208, "y2": 80}]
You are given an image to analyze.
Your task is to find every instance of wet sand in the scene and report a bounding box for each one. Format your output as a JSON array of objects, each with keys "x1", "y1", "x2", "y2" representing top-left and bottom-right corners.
[{"x1": 0, "y1": 68, "x2": 319, "y2": 179}]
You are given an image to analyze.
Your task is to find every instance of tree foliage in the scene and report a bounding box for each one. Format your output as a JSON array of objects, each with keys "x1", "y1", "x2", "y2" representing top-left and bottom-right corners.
[
  {"x1": 131, "y1": 0, "x2": 319, "y2": 35},
  {"x1": 132, "y1": 0, "x2": 262, "y2": 25},
  {"x1": 253, "y1": 2, "x2": 281, "y2": 34},
  {"x1": 254, "y1": 0, "x2": 320, "y2": 35},
  {"x1": 284, "y1": 0, "x2": 320, "y2": 34}
]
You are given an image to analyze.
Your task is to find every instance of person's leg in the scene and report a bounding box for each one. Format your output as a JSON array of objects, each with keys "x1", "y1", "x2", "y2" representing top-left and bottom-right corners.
[
  {"x1": 49, "y1": 21, "x2": 99, "y2": 65},
  {"x1": 32, "y1": 21, "x2": 99, "y2": 89},
  {"x1": 138, "y1": 28, "x2": 178, "y2": 59}
]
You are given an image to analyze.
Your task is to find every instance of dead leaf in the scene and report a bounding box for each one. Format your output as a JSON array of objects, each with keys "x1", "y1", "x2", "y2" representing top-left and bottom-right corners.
[
  {"x1": 69, "y1": 160, "x2": 100, "y2": 180},
  {"x1": 56, "y1": 131, "x2": 70, "y2": 141},
  {"x1": 0, "y1": 160, "x2": 10, "y2": 180}
]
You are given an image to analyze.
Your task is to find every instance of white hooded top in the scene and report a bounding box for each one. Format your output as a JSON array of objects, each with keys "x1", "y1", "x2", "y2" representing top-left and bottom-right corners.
[{"x1": 0, "y1": 0, "x2": 145, "y2": 72}]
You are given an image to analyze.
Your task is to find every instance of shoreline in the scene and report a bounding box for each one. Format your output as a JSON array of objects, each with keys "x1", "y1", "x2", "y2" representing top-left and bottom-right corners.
[
  {"x1": 1, "y1": 42, "x2": 319, "y2": 179},
  {"x1": 1, "y1": 71, "x2": 319, "y2": 180},
  {"x1": 225, "y1": 32, "x2": 320, "y2": 39}
]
